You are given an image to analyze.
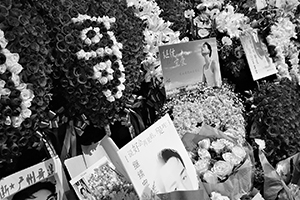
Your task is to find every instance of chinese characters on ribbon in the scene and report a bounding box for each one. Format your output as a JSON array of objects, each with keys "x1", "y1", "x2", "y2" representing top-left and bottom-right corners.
[{"x1": 0, "y1": 157, "x2": 57, "y2": 199}]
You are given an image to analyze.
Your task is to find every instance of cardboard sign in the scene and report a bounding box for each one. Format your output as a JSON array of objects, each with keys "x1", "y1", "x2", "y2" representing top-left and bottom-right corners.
[{"x1": 240, "y1": 30, "x2": 277, "y2": 81}]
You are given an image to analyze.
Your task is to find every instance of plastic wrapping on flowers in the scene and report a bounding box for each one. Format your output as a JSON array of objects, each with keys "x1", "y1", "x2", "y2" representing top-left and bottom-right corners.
[
  {"x1": 161, "y1": 83, "x2": 245, "y2": 141},
  {"x1": 36, "y1": 0, "x2": 146, "y2": 129},
  {"x1": 0, "y1": 0, "x2": 53, "y2": 175},
  {"x1": 249, "y1": 78, "x2": 300, "y2": 166},
  {"x1": 182, "y1": 124, "x2": 254, "y2": 200}
]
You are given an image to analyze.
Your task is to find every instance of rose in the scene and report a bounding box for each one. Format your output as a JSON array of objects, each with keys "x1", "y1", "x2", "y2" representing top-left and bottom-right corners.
[
  {"x1": 232, "y1": 146, "x2": 246, "y2": 159},
  {"x1": 0, "y1": 80, "x2": 5, "y2": 88},
  {"x1": 114, "y1": 90, "x2": 122, "y2": 99},
  {"x1": 198, "y1": 148, "x2": 211, "y2": 160},
  {"x1": 107, "y1": 95, "x2": 115, "y2": 102},
  {"x1": 203, "y1": 171, "x2": 218, "y2": 184},
  {"x1": 11, "y1": 116, "x2": 23, "y2": 128},
  {"x1": 0, "y1": 64, "x2": 7, "y2": 74},
  {"x1": 21, "y1": 108, "x2": 32, "y2": 118},
  {"x1": 11, "y1": 73, "x2": 20, "y2": 86},
  {"x1": 222, "y1": 152, "x2": 242, "y2": 166},
  {"x1": 211, "y1": 140, "x2": 225, "y2": 153},
  {"x1": 100, "y1": 77, "x2": 108, "y2": 85},
  {"x1": 195, "y1": 159, "x2": 209, "y2": 174},
  {"x1": 212, "y1": 161, "x2": 233, "y2": 178},
  {"x1": 8, "y1": 63, "x2": 23, "y2": 74},
  {"x1": 210, "y1": 192, "x2": 230, "y2": 200},
  {"x1": 103, "y1": 89, "x2": 112, "y2": 97},
  {"x1": 198, "y1": 138, "x2": 211, "y2": 149},
  {"x1": 20, "y1": 89, "x2": 34, "y2": 100},
  {"x1": 117, "y1": 83, "x2": 125, "y2": 91},
  {"x1": 218, "y1": 139, "x2": 234, "y2": 149}
]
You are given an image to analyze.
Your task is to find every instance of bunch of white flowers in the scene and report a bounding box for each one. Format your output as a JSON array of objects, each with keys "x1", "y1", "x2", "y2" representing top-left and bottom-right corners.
[
  {"x1": 215, "y1": 5, "x2": 251, "y2": 38},
  {"x1": 194, "y1": 138, "x2": 247, "y2": 184}
]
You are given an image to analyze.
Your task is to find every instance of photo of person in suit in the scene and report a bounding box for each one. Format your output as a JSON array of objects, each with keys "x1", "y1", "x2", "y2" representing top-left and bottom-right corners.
[
  {"x1": 200, "y1": 42, "x2": 222, "y2": 88},
  {"x1": 156, "y1": 148, "x2": 193, "y2": 193}
]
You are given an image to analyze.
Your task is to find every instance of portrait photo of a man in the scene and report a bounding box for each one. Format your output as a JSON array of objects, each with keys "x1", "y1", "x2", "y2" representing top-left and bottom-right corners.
[{"x1": 156, "y1": 148, "x2": 194, "y2": 193}]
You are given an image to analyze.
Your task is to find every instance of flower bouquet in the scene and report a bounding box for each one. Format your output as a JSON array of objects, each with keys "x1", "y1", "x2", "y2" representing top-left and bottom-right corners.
[
  {"x1": 162, "y1": 83, "x2": 245, "y2": 141},
  {"x1": 182, "y1": 124, "x2": 254, "y2": 200}
]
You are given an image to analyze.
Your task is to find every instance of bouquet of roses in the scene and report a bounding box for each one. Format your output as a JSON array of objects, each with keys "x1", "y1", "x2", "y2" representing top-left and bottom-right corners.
[{"x1": 182, "y1": 124, "x2": 254, "y2": 200}]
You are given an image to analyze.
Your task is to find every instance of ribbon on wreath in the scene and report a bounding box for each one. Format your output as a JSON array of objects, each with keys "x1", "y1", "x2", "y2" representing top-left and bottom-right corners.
[
  {"x1": 74, "y1": 114, "x2": 90, "y2": 137},
  {"x1": 39, "y1": 107, "x2": 68, "y2": 130},
  {"x1": 60, "y1": 114, "x2": 90, "y2": 162}
]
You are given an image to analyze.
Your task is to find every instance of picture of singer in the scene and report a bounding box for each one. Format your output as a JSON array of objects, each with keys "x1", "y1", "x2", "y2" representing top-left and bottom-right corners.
[
  {"x1": 156, "y1": 148, "x2": 193, "y2": 193},
  {"x1": 200, "y1": 42, "x2": 222, "y2": 87}
]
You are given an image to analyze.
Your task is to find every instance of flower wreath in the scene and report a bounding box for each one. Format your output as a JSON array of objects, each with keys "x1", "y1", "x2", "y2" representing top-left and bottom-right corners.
[
  {"x1": 0, "y1": 0, "x2": 53, "y2": 169},
  {"x1": 47, "y1": 0, "x2": 145, "y2": 128}
]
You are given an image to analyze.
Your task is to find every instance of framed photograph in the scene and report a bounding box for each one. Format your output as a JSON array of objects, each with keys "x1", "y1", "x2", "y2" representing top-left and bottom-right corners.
[{"x1": 159, "y1": 38, "x2": 222, "y2": 96}]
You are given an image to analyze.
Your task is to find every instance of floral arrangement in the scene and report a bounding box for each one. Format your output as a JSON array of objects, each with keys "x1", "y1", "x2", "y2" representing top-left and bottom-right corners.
[
  {"x1": 0, "y1": 0, "x2": 53, "y2": 176},
  {"x1": 86, "y1": 161, "x2": 138, "y2": 200},
  {"x1": 162, "y1": 83, "x2": 245, "y2": 140},
  {"x1": 37, "y1": 0, "x2": 146, "y2": 128},
  {"x1": 193, "y1": 137, "x2": 247, "y2": 183},
  {"x1": 127, "y1": 0, "x2": 186, "y2": 85},
  {"x1": 249, "y1": 78, "x2": 300, "y2": 166}
]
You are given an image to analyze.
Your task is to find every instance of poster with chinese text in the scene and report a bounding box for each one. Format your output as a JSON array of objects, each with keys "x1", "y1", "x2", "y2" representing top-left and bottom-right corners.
[
  {"x1": 159, "y1": 38, "x2": 222, "y2": 96},
  {"x1": 240, "y1": 30, "x2": 277, "y2": 81},
  {"x1": 0, "y1": 156, "x2": 68, "y2": 200},
  {"x1": 118, "y1": 114, "x2": 200, "y2": 199}
]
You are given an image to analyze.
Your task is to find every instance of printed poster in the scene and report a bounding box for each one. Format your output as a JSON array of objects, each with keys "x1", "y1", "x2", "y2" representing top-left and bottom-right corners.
[
  {"x1": 159, "y1": 38, "x2": 222, "y2": 96},
  {"x1": 118, "y1": 114, "x2": 200, "y2": 200},
  {"x1": 0, "y1": 156, "x2": 67, "y2": 200},
  {"x1": 240, "y1": 30, "x2": 277, "y2": 81}
]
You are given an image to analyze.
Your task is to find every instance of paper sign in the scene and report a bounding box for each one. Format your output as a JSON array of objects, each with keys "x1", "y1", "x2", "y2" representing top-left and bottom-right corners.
[
  {"x1": 0, "y1": 156, "x2": 67, "y2": 200},
  {"x1": 118, "y1": 114, "x2": 199, "y2": 199},
  {"x1": 159, "y1": 38, "x2": 222, "y2": 96},
  {"x1": 240, "y1": 30, "x2": 277, "y2": 81}
]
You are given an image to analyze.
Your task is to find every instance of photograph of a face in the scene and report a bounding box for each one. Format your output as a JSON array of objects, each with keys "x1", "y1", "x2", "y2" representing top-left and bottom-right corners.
[
  {"x1": 118, "y1": 114, "x2": 199, "y2": 199},
  {"x1": 159, "y1": 38, "x2": 222, "y2": 95}
]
